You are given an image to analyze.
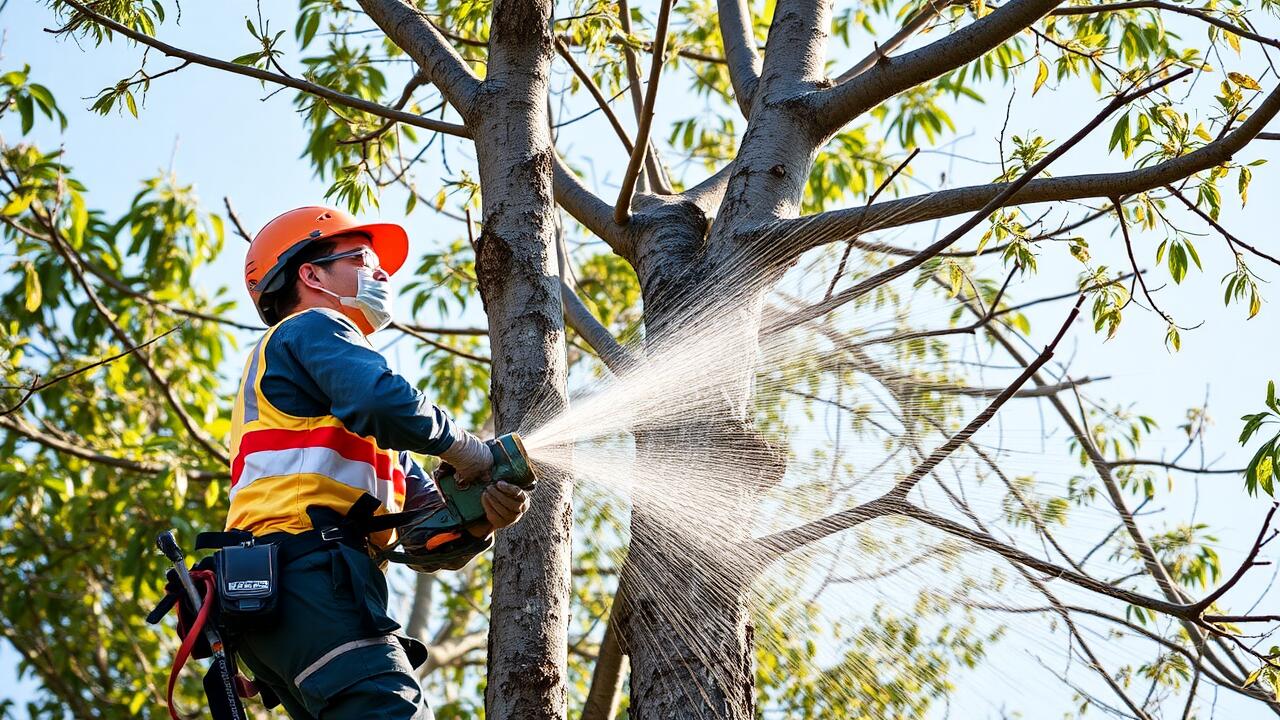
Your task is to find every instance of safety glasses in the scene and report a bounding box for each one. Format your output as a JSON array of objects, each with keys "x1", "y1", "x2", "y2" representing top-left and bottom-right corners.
[{"x1": 307, "y1": 247, "x2": 381, "y2": 272}]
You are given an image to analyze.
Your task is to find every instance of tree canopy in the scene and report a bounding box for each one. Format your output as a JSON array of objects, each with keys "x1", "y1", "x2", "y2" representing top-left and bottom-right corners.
[{"x1": 3, "y1": 0, "x2": 1280, "y2": 718}]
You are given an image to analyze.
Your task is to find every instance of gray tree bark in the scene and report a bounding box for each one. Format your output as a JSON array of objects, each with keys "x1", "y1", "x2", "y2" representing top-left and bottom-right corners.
[
  {"x1": 359, "y1": 1, "x2": 571, "y2": 717},
  {"x1": 471, "y1": 3, "x2": 572, "y2": 719}
]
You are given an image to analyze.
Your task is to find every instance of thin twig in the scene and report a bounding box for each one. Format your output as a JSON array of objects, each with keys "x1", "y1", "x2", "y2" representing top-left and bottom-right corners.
[
  {"x1": 2, "y1": 325, "x2": 183, "y2": 416},
  {"x1": 613, "y1": 0, "x2": 674, "y2": 224}
]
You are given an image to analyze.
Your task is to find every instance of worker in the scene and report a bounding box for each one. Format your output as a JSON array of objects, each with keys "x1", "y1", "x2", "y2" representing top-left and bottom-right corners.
[{"x1": 226, "y1": 205, "x2": 528, "y2": 719}]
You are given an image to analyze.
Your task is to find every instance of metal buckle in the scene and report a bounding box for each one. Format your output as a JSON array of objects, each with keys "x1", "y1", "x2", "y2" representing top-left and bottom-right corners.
[{"x1": 320, "y1": 526, "x2": 344, "y2": 542}]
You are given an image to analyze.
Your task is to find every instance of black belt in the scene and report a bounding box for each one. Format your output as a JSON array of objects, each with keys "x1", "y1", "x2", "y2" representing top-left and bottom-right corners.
[{"x1": 198, "y1": 495, "x2": 430, "y2": 564}]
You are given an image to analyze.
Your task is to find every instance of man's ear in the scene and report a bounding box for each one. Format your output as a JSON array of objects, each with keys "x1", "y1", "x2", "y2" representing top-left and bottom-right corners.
[{"x1": 297, "y1": 262, "x2": 326, "y2": 292}]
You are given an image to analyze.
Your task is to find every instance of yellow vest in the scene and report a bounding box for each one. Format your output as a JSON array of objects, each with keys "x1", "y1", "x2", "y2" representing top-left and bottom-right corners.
[{"x1": 225, "y1": 319, "x2": 405, "y2": 548}]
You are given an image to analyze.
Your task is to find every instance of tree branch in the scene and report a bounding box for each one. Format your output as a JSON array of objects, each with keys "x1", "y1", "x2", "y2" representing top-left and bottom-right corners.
[
  {"x1": 718, "y1": 0, "x2": 762, "y2": 116},
  {"x1": 834, "y1": 0, "x2": 968, "y2": 82},
  {"x1": 1108, "y1": 459, "x2": 1244, "y2": 474},
  {"x1": 555, "y1": 223, "x2": 637, "y2": 375},
  {"x1": 582, "y1": 602, "x2": 628, "y2": 720},
  {"x1": 1164, "y1": 185, "x2": 1280, "y2": 268},
  {"x1": 0, "y1": 214, "x2": 263, "y2": 332},
  {"x1": 0, "y1": 414, "x2": 226, "y2": 482},
  {"x1": 356, "y1": 0, "x2": 483, "y2": 118},
  {"x1": 761, "y1": 70, "x2": 1189, "y2": 332},
  {"x1": 755, "y1": 296, "x2": 1083, "y2": 558},
  {"x1": 554, "y1": 153, "x2": 629, "y2": 256},
  {"x1": 389, "y1": 322, "x2": 490, "y2": 363},
  {"x1": 1192, "y1": 502, "x2": 1278, "y2": 613},
  {"x1": 763, "y1": 72, "x2": 1277, "y2": 267},
  {"x1": 614, "y1": 0, "x2": 674, "y2": 224},
  {"x1": 222, "y1": 197, "x2": 253, "y2": 243},
  {"x1": 1051, "y1": 1, "x2": 1280, "y2": 51},
  {"x1": 2, "y1": 324, "x2": 183, "y2": 416},
  {"x1": 556, "y1": 40, "x2": 636, "y2": 155},
  {"x1": 54, "y1": 0, "x2": 471, "y2": 138},
  {"x1": 26, "y1": 200, "x2": 229, "y2": 464},
  {"x1": 815, "y1": 0, "x2": 1068, "y2": 133}
]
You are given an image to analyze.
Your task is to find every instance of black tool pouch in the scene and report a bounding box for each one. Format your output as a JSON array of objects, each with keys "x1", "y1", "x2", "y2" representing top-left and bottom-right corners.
[{"x1": 214, "y1": 542, "x2": 279, "y2": 630}]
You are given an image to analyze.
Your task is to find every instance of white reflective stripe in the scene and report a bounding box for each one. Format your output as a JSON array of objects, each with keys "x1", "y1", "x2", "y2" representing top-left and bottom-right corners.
[
  {"x1": 230, "y1": 446, "x2": 380, "y2": 501},
  {"x1": 293, "y1": 636, "x2": 397, "y2": 688}
]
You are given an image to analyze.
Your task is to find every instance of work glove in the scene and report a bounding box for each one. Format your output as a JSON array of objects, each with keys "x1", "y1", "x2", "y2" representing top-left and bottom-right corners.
[
  {"x1": 438, "y1": 430, "x2": 493, "y2": 485},
  {"x1": 482, "y1": 481, "x2": 531, "y2": 530}
]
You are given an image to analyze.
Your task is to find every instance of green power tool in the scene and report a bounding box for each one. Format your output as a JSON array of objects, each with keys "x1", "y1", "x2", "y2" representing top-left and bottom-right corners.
[{"x1": 384, "y1": 433, "x2": 536, "y2": 573}]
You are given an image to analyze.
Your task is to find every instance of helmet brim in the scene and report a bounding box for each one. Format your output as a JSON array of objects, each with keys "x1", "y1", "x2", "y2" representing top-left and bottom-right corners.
[{"x1": 348, "y1": 221, "x2": 410, "y2": 277}]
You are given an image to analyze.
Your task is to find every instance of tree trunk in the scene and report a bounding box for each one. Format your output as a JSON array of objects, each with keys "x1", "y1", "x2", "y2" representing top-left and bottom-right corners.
[
  {"x1": 620, "y1": 239, "x2": 786, "y2": 719},
  {"x1": 471, "y1": 2, "x2": 572, "y2": 718}
]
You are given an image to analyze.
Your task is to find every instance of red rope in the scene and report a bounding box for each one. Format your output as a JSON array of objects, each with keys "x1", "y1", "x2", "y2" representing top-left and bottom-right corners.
[{"x1": 166, "y1": 569, "x2": 215, "y2": 720}]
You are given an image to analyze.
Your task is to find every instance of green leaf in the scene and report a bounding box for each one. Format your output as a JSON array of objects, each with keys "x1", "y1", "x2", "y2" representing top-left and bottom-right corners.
[
  {"x1": 124, "y1": 90, "x2": 138, "y2": 118},
  {"x1": 300, "y1": 11, "x2": 322, "y2": 49},
  {"x1": 16, "y1": 93, "x2": 33, "y2": 134}
]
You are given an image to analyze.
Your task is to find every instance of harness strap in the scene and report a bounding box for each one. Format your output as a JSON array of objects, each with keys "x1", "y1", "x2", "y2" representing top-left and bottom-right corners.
[{"x1": 195, "y1": 530, "x2": 255, "y2": 550}]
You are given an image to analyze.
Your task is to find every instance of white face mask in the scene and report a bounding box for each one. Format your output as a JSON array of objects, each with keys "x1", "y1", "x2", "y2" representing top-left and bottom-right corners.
[{"x1": 318, "y1": 268, "x2": 393, "y2": 333}]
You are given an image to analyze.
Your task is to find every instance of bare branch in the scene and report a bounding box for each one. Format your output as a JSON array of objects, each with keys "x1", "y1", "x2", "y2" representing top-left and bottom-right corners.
[
  {"x1": 718, "y1": 0, "x2": 762, "y2": 115},
  {"x1": 222, "y1": 197, "x2": 253, "y2": 243},
  {"x1": 681, "y1": 161, "x2": 737, "y2": 215},
  {"x1": 1193, "y1": 503, "x2": 1279, "y2": 614},
  {"x1": 1108, "y1": 459, "x2": 1244, "y2": 475},
  {"x1": 1116, "y1": 199, "x2": 1181, "y2": 328},
  {"x1": 607, "y1": 0, "x2": 667, "y2": 194},
  {"x1": 756, "y1": 297, "x2": 1083, "y2": 558},
  {"x1": 554, "y1": 153, "x2": 629, "y2": 256},
  {"x1": 614, "y1": 0, "x2": 674, "y2": 224},
  {"x1": 616, "y1": 0, "x2": 648, "y2": 131},
  {"x1": 400, "y1": 323, "x2": 489, "y2": 336},
  {"x1": 389, "y1": 321, "x2": 491, "y2": 364},
  {"x1": 1165, "y1": 185, "x2": 1280, "y2": 268},
  {"x1": 950, "y1": 275, "x2": 1259, "y2": 683},
  {"x1": 556, "y1": 40, "x2": 636, "y2": 155},
  {"x1": 55, "y1": 0, "x2": 471, "y2": 138},
  {"x1": 582, "y1": 604, "x2": 628, "y2": 720},
  {"x1": 422, "y1": 631, "x2": 488, "y2": 674},
  {"x1": 556, "y1": 224, "x2": 637, "y2": 374}
]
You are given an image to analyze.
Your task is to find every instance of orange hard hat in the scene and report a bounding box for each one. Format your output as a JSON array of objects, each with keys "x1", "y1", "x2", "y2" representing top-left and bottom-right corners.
[{"x1": 244, "y1": 206, "x2": 409, "y2": 324}]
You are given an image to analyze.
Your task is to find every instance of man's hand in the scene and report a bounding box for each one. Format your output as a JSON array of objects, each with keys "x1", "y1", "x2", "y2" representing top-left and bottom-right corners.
[{"x1": 465, "y1": 481, "x2": 531, "y2": 537}]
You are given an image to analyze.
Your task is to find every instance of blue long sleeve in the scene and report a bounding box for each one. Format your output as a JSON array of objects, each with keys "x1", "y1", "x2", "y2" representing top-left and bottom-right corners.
[
  {"x1": 402, "y1": 453, "x2": 444, "y2": 512},
  {"x1": 263, "y1": 308, "x2": 460, "y2": 455}
]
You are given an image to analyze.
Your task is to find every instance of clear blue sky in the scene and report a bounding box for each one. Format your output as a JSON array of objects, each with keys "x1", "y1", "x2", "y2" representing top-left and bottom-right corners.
[{"x1": 3, "y1": 2, "x2": 1279, "y2": 717}]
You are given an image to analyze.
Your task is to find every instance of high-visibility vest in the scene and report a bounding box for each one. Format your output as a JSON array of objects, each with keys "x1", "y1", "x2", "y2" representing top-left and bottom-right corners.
[{"x1": 225, "y1": 318, "x2": 406, "y2": 548}]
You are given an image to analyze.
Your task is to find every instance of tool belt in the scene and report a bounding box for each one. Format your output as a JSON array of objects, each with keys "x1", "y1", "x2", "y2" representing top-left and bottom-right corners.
[{"x1": 148, "y1": 495, "x2": 431, "y2": 716}]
